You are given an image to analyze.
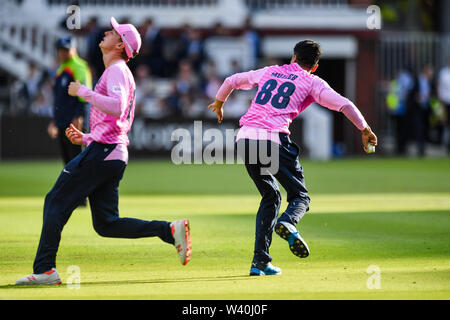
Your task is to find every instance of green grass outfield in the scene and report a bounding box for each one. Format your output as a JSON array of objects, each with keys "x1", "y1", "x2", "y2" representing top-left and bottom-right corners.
[{"x1": 0, "y1": 158, "x2": 449, "y2": 299}]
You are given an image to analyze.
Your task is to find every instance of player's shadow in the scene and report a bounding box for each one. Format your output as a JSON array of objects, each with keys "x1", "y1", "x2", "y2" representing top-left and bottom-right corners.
[
  {"x1": 83, "y1": 274, "x2": 254, "y2": 287},
  {"x1": 0, "y1": 274, "x2": 254, "y2": 289}
]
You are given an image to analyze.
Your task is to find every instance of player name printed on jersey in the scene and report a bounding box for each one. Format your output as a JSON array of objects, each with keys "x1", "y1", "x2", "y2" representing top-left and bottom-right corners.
[{"x1": 271, "y1": 72, "x2": 298, "y2": 81}]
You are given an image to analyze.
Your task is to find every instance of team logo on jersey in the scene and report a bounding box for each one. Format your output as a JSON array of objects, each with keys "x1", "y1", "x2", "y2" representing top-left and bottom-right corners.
[{"x1": 112, "y1": 86, "x2": 121, "y2": 93}]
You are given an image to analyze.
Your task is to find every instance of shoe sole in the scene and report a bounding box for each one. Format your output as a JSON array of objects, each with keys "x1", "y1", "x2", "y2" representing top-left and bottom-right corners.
[
  {"x1": 182, "y1": 219, "x2": 191, "y2": 266},
  {"x1": 275, "y1": 223, "x2": 310, "y2": 258}
]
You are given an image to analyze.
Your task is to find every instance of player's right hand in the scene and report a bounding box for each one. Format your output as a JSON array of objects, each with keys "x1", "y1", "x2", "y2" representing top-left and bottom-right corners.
[
  {"x1": 208, "y1": 100, "x2": 224, "y2": 124},
  {"x1": 65, "y1": 124, "x2": 83, "y2": 145},
  {"x1": 361, "y1": 126, "x2": 378, "y2": 153},
  {"x1": 68, "y1": 80, "x2": 81, "y2": 97}
]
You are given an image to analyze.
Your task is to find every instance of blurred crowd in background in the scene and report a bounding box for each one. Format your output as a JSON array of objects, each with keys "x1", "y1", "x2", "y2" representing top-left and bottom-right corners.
[
  {"x1": 13, "y1": 13, "x2": 450, "y2": 156},
  {"x1": 385, "y1": 59, "x2": 450, "y2": 155}
]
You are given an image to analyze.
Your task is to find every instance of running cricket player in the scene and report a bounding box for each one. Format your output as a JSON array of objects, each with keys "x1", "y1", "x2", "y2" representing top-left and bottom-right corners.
[
  {"x1": 17, "y1": 18, "x2": 191, "y2": 285},
  {"x1": 208, "y1": 40, "x2": 377, "y2": 276}
]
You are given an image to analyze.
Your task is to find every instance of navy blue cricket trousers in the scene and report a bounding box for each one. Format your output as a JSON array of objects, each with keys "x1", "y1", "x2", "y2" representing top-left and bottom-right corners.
[
  {"x1": 237, "y1": 134, "x2": 310, "y2": 265},
  {"x1": 33, "y1": 141, "x2": 174, "y2": 274}
]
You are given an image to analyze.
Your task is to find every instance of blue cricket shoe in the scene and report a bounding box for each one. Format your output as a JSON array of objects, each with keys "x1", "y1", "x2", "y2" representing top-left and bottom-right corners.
[
  {"x1": 275, "y1": 221, "x2": 310, "y2": 258},
  {"x1": 250, "y1": 262, "x2": 282, "y2": 276}
]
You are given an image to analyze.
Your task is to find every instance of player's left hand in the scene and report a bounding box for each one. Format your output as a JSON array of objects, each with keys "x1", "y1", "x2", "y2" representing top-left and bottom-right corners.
[
  {"x1": 65, "y1": 124, "x2": 83, "y2": 145},
  {"x1": 208, "y1": 100, "x2": 224, "y2": 124},
  {"x1": 68, "y1": 80, "x2": 82, "y2": 97}
]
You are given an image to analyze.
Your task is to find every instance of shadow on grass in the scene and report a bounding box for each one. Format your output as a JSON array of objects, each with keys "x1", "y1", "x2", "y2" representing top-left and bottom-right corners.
[{"x1": 0, "y1": 274, "x2": 255, "y2": 289}]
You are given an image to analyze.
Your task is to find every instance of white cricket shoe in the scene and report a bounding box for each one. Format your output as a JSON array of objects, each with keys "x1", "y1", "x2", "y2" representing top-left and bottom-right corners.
[
  {"x1": 16, "y1": 268, "x2": 62, "y2": 285},
  {"x1": 170, "y1": 219, "x2": 191, "y2": 265}
]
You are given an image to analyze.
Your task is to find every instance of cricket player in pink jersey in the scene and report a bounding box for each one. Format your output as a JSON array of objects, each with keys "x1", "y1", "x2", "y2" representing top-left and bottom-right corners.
[
  {"x1": 208, "y1": 40, "x2": 378, "y2": 276},
  {"x1": 16, "y1": 18, "x2": 191, "y2": 285}
]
